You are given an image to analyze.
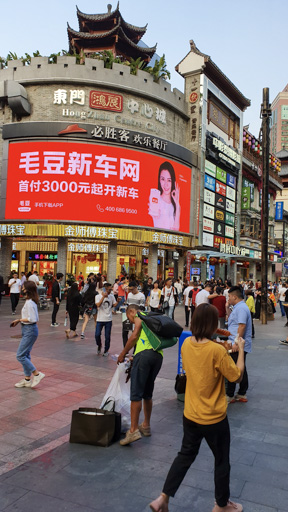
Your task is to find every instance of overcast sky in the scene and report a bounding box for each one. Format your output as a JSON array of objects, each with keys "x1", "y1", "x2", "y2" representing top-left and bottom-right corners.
[{"x1": 1, "y1": 0, "x2": 286, "y2": 137}]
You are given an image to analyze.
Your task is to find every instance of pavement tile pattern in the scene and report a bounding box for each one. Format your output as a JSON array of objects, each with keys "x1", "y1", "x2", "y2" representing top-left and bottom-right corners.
[{"x1": 0, "y1": 298, "x2": 288, "y2": 511}]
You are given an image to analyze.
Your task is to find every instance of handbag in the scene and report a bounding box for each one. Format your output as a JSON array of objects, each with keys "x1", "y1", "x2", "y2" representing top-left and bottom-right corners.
[
  {"x1": 141, "y1": 321, "x2": 178, "y2": 351},
  {"x1": 138, "y1": 311, "x2": 183, "y2": 338},
  {"x1": 175, "y1": 374, "x2": 186, "y2": 394},
  {"x1": 163, "y1": 300, "x2": 169, "y2": 309},
  {"x1": 69, "y1": 407, "x2": 121, "y2": 446}
]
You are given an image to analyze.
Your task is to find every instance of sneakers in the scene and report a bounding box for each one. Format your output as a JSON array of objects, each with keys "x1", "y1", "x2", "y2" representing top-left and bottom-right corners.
[
  {"x1": 103, "y1": 352, "x2": 109, "y2": 357},
  {"x1": 12, "y1": 311, "x2": 16, "y2": 315},
  {"x1": 80, "y1": 333, "x2": 85, "y2": 339},
  {"x1": 234, "y1": 393, "x2": 248, "y2": 403},
  {"x1": 51, "y1": 323, "x2": 59, "y2": 327},
  {"x1": 15, "y1": 378, "x2": 31, "y2": 388},
  {"x1": 226, "y1": 395, "x2": 236, "y2": 404},
  {"x1": 139, "y1": 422, "x2": 151, "y2": 437},
  {"x1": 279, "y1": 339, "x2": 288, "y2": 345},
  {"x1": 97, "y1": 348, "x2": 101, "y2": 355},
  {"x1": 119, "y1": 429, "x2": 142, "y2": 446},
  {"x1": 31, "y1": 372, "x2": 45, "y2": 388},
  {"x1": 212, "y1": 500, "x2": 243, "y2": 512}
]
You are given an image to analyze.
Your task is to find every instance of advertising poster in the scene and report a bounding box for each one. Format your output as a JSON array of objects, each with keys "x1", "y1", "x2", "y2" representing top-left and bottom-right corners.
[
  {"x1": 226, "y1": 186, "x2": 236, "y2": 201},
  {"x1": 216, "y1": 180, "x2": 226, "y2": 196},
  {"x1": 5, "y1": 142, "x2": 192, "y2": 233},
  {"x1": 204, "y1": 174, "x2": 216, "y2": 192},
  {"x1": 215, "y1": 222, "x2": 225, "y2": 236},
  {"x1": 203, "y1": 232, "x2": 214, "y2": 247},
  {"x1": 204, "y1": 189, "x2": 215, "y2": 205},
  {"x1": 203, "y1": 203, "x2": 215, "y2": 220},
  {"x1": 214, "y1": 235, "x2": 224, "y2": 248},
  {"x1": 225, "y1": 211, "x2": 235, "y2": 226},
  {"x1": 205, "y1": 159, "x2": 216, "y2": 177},
  {"x1": 203, "y1": 218, "x2": 214, "y2": 233},
  {"x1": 215, "y1": 194, "x2": 226, "y2": 210},
  {"x1": 215, "y1": 209, "x2": 225, "y2": 222},
  {"x1": 226, "y1": 173, "x2": 236, "y2": 189},
  {"x1": 216, "y1": 166, "x2": 226, "y2": 184},
  {"x1": 225, "y1": 225, "x2": 234, "y2": 238},
  {"x1": 226, "y1": 198, "x2": 235, "y2": 213}
]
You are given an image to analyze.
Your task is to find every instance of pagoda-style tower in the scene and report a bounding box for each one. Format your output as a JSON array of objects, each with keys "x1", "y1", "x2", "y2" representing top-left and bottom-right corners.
[{"x1": 67, "y1": 3, "x2": 157, "y2": 63}]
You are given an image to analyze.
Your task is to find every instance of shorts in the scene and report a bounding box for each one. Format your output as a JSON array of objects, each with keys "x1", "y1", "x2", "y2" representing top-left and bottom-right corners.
[
  {"x1": 84, "y1": 305, "x2": 96, "y2": 317},
  {"x1": 130, "y1": 349, "x2": 163, "y2": 401}
]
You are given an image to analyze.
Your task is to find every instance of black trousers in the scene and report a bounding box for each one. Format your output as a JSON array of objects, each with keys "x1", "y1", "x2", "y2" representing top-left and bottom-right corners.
[
  {"x1": 10, "y1": 293, "x2": 20, "y2": 312},
  {"x1": 69, "y1": 308, "x2": 79, "y2": 332},
  {"x1": 162, "y1": 415, "x2": 230, "y2": 507},
  {"x1": 185, "y1": 306, "x2": 190, "y2": 327},
  {"x1": 226, "y1": 351, "x2": 248, "y2": 397},
  {"x1": 52, "y1": 302, "x2": 60, "y2": 324}
]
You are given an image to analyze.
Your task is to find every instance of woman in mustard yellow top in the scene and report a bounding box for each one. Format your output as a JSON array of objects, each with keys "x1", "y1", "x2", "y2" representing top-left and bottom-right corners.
[
  {"x1": 245, "y1": 289, "x2": 255, "y2": 338},
  {"x1": 150, "y1": 304, "x2": 245, "y2": 512}
]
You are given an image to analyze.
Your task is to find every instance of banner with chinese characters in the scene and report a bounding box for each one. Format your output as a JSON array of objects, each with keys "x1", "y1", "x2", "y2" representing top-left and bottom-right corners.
[{"x1": 5, "y1": 142, "x2": 191, "y2": 234}]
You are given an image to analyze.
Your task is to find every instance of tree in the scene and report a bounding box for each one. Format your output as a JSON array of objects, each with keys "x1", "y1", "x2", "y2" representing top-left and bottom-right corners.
[
  {"x1": 145, "y1": 54, "x2": 171, "y2": 83},
  {"x1": 128, "y1": 57, "x2": 147, "y2": 75}
]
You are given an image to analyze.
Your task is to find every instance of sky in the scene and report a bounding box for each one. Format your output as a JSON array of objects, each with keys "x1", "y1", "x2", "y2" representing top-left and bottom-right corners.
[{"x1": 0, "y1": 0, "x2": 287, "y2": 137}]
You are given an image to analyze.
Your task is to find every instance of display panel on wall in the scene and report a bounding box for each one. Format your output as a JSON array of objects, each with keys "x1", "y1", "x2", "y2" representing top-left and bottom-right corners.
[{"x1": 5, "y1": 142, "x2": 192, "y2": 233}]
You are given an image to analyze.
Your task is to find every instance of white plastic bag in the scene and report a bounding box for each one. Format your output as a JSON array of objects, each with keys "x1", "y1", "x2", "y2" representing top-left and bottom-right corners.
[{"x1": 100, "y1": 363, "x2": 130, "y2": 415}]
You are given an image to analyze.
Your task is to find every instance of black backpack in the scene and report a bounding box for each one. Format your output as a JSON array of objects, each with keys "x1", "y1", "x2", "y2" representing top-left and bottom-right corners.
[{"x1": 137, "y1": 311, "x2": 183, "y2": 338}]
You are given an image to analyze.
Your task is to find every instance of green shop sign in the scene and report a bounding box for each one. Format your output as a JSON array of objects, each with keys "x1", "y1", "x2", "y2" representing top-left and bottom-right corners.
[{"x1": 241, "y1": 187, "x2": 251, "y2": 210}]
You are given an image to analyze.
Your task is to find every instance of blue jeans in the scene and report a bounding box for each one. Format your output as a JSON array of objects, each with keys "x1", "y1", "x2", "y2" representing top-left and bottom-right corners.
[
  {"x1": 95, "y1": 321, "x2": 112, "y2": 352},
  {"x1": 114, "y1": 296, "x2": 125, "y2": 312},
  {"x1": 164, "y1": 305, "x2": 174, "y2": 319},
  {"x1": 16, "y1": 324, "x2": 38, "y2": 376},
  {"x1": 279, "y1": 301, "x2": 286, "y2": 317}
]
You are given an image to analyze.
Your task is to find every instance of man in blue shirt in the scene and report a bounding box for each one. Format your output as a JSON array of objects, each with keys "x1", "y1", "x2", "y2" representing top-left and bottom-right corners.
[{"x1": 227, "y1": 286, "x2": 252, "y2": 403}]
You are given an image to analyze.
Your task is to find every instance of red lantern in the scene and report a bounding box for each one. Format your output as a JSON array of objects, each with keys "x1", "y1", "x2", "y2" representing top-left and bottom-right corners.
[
  {"x1": 199, "y1": 256, "x2": 207, "y2": 263},
  {"x1": 119, "y1": 258, "x2": 125, "y2": 265},
  {"x1": 77, "y1": 255, "x2": 81, "y2": 261},
  {"x1": 190, "y1": 255, "x2": 196, "y2": 262},
  {"x1": 230, "y1": 259, "x2": 236, "y2": 265},
  {"x1": 87, "y1": 254, "x2": 96, "y2": 262},
  {"x1": 242, "y1": 261, "x2": 249, "y2": 268},
  {"x1": 209, "y1": 257, "x2": 218, "y2": 265},
  {"x1": 218, "y1": 258, "x2": 226, "y2": 265}
]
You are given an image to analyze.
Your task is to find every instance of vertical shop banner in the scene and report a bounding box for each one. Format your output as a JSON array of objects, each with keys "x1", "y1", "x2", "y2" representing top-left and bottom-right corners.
[
  {"x1": 241, "y1": 187, "x2": 250, "y2": 210},
  {"x1": 186, "y1": 252, "x2": 192, "y2": 281},
  {"x1": 5, "y1": 142, "x2": 192, "y2": 233},
  {"x1": 275, "y1": 201, "x2": 284, "y2": 220}
]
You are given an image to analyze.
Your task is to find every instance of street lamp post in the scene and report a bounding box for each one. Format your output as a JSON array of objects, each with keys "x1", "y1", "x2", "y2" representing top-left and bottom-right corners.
[{"x1": 260, "y1": 88, "x2": 271, "y2": 324}]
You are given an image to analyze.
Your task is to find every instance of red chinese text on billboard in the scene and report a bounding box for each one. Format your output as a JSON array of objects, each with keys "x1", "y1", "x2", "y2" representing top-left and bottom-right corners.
[
  {"x1": 89, "y1": 91, "x2": 123, "y2": 112},
  {"x1": 5, "y1": 142, "x2": 191, "y2": 234}
]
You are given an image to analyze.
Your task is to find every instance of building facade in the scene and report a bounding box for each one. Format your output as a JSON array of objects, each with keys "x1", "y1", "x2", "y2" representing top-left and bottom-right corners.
[{"x1": 271, "y1": 85, "x2": 288, "y2": 154}]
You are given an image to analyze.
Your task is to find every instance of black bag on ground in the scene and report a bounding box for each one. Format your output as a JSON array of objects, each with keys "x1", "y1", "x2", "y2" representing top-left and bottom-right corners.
[
  {"x1": 69, "y1": 407, "x2": 121, "y2": 447},
  {"x1": 138, "y1": 311, "x2": 183, "y2": 338},
  {"x1": 175, "y1": 374, "x2": 186, "y2": 394}
]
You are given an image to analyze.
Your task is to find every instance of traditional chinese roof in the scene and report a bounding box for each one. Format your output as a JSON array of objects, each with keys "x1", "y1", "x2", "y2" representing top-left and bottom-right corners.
[
  {"x1": 176, "y1": 40, "x2": 251, "y2": 111},
  {"x1": 68, "y1": 5, "x2": 155, "y2": 62}
]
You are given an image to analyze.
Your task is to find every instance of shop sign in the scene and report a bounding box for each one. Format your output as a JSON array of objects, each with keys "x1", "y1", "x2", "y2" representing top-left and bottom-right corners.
[
  {"x1": 68, "y1": 243, "x2": 108, "y2": 253},
  {"x1": 6, "y1": 141, "x2": 191, "y2": 234},
  {"x1": 241, "y1": 187, "x2": 251, "y2": 210},
  {"x1": 173, "y1": 251, "x2": 179, "y2": 260},
  {"x1": 215, "y1": 194, "x2": 226, "y2": 210},
  {"x1": 186, "y1": 251, "x2": 192, "y2": 281},
  {"x1": 226, "y1": 173, "x2": 236, "y2": 189},
  {"x1": 225, "y1": 225, "x2": 234, "y2": 239},
  {"x1": 216, "y1": 167, "x2": 226, "y2": 184},
  {"x1": 0, "y1": 224, "x2": 25, "y2": 235},
  {"x1": 215, "y1": 210, "x2": 224, "y2": 222},
  {"x1": 204, "y1": 174, "x2": 216, "y2": 192},
  {"x1": 204, "y1": 189, "x2": 215, "y2": 205},
  {"x1": 226, "y1": 198, "x2": 235, "y2": 213},
  {"x1": 220, "y1": 243, "x2": 246, "y2": 255},
  {"x1": 90, "y1": 91, "x2": 123, "y2": 112},
  {"x1": 212, "y1": 137, "x2": 241, "y2": 165},
  {"x1": 226, "y1": 186, "x2": 236, "y2": 201},
  {"x1": 225, "y1": 238, "x2": 234, "y2": 245},
  {"x1": 205, "y1": 160, "x2": 216, "y2": 177},
  {"x1": 90, "y1": 125, "x2": 168, "y2": 152},
  {"x1": 216, "y1": 181, "x2": 226, "y2": 196},
  {"x1": 215, "y1": 222, "x2": 225, "y2": 236},
  {"x1": 242, "y1": 179, "x2": 254, "y2": 202},
  {"x1": 225, "y1": 212, "x2": 235, "y2": 226},
  {"x1": 203, "y1": 232, "x2": 214, "y2": 247},
  {"x1": 203, "y1": 203, "x2": 215, "y2": 220},
  {"x1": 214, "y1": 235, "x2": 225, "y2": 248},
  {"x1": 275, "y1": 201, "x2": 284, "y2": 220},
  {"x1": 203, "y1": 218, "x2": 214, "y2": 233},
  {"x1": 29, "y1": 252, "x2": 57, "y2": 260}
]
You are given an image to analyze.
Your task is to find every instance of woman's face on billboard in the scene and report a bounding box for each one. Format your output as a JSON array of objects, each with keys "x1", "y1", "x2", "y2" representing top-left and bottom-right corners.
[{"x1": 159, "y1": 169, "x2": 172, "y2": 195}]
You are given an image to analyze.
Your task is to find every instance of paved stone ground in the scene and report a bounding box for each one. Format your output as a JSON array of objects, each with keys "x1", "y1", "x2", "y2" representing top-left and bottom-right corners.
[{"x1": 0, "y1": 297, "x2": 288, "y2": 511}]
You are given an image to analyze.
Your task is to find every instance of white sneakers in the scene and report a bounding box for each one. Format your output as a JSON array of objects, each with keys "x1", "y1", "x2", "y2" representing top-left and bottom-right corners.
[
  {"x1": 15, "y1": 372, "x2": 45, "y2": 388},
  {"x1": 31, "y1": 372, "x2": 45, "y2": 388}
]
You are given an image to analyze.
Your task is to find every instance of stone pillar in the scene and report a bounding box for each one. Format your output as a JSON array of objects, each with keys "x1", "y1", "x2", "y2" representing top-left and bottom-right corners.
[
  {"x1": 148, "y1": 244, "x2": 158, "y2": 281},
  {"x1": 249, "y1": 262, "x2": 256, "y2": 282},
  {"x1": 178, "y1": 255, "x2": 184, "y2": 280},
  {"x1": 219, "y1": 263, "x2": 226, "y2": 281},
  {"x1": 227, "y1": 259, "x2": 237, "y2": 284},
  {"x1": 57, "y1": 237, "x2": 68, "y2": 278},
  {"x1": 0, "y1": 237, "x2": 13, "y2": 282},
  {"x1": 107, "y1": 240, "x2": 117, "y2": 283},
  {"x1": 200, "y1": 260, "x2": 207, "y2": 282}
]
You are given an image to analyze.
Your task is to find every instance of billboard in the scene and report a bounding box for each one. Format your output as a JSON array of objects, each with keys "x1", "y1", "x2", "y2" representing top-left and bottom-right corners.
[{"x1": 5, "y1": 142, "x2": 192, "y2": 233}]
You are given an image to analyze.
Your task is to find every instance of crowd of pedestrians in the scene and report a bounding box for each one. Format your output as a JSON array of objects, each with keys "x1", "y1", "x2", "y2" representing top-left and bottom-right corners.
[{"x1": 2, "y1": 268, "x2": 288, "y2": 511}]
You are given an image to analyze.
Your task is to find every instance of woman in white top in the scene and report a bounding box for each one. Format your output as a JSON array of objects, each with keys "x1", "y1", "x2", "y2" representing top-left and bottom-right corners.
[
  {"x1": 160, "y1": 278, "x2": 178, "y2": 319},
  {"x1": 149, "y1": 162, "x2": 181, "y2": 231},
  {"x1": 149, "y1": 281, "x2": 162, "y2": 312},
  {"x1": 10, "y1": 281, "x2": 45, "y2": 388}
]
